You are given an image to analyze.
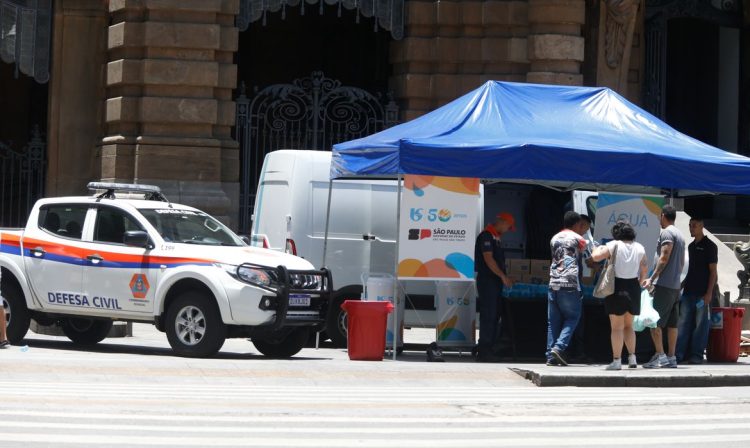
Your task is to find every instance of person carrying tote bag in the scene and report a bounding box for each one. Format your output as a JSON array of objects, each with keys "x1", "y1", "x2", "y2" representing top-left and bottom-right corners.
[
  {"x1": 591, "y1": 221, "x2": 648, "y2": 370},
  {"x1": 594, "y1": 243, "x2": 617, "y2": 298}
]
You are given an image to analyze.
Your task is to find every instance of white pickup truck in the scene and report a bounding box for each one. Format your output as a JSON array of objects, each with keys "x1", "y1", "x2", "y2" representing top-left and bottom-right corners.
[{"x1": 0, "y1": 183, "x2": 331, "y2": 358}]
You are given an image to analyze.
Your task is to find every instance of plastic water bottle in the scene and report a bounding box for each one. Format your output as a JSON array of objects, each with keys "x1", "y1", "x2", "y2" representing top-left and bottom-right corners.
[{"x1": 19, "y1": 345, "x2": 28, "y2": 352}]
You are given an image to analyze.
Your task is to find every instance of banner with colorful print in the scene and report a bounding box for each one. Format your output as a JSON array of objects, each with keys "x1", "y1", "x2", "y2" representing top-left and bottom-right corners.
[
  {"x1": 593, "y1": 192, "x2": 665, "y2": 266},
  {"x1": 435, "y1": 281, "x2": 476, "y2": 347},
  {"x1": 398, "y1": 175, "x2": 480, "y2": 280}
]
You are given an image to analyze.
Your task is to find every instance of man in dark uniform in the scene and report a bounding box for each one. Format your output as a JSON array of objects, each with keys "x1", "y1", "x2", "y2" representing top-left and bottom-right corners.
[
  {"x1": 475, "y1": 212, "x2": 515, "y2": 362},
  {"x1": 676, "y1": 217, "x2": 718, "y2": 364}
]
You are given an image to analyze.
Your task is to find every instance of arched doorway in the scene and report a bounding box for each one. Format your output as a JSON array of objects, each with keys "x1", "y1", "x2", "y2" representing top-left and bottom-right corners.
[
  {"x1": 233, "y1": 2, "x2": 400, "y2": 232},
  {"x1": 0, "y1": 66, "x2": 47, "y2": 226},
  {"x1": 0, "y1": 0, "x2": 51, "y2": 227}
]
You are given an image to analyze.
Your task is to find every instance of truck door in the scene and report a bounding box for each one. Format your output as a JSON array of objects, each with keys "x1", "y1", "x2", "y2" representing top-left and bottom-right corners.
[
  {"x1": 81, "y1": 206, "x2": 155, "y2": 315},
  {"x1": 23, "y1": 204, "x2": 88, "y2": 311}
]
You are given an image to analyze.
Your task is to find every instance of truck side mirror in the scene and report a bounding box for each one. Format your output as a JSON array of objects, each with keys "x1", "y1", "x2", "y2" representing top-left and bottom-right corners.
[{"x1": 123, "y1": 230, "x2": 151, "y2": 248}]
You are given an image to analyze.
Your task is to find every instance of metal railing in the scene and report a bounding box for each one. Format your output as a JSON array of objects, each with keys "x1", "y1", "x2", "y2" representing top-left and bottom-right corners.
[
  {"x1": 234, "y1": 71, "x2": 398, "y2": 234},
  {"x1": 0, "y1": 125, "x2": 45, "y2": 227}
]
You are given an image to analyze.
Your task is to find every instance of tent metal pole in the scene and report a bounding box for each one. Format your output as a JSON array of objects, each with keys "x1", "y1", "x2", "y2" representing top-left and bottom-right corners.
[
  {"x1": 393, "y1": 174, "x2": 403, "y2": 360},
  {"x1": 322, "y1": 179, "x2": 334, "y2": 268},
  {"x1": 320, "y1": 179, "x2": 335, "y2": 350}
]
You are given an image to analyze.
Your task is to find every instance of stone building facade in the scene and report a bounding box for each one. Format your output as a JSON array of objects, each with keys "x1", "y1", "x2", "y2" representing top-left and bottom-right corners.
[{"x1": 0, "y1": 0, "x2": 747, "y2": 228}]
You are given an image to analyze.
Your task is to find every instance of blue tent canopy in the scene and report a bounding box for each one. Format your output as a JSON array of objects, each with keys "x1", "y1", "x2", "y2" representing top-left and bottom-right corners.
[{"x1": 331, "y1": 81, "x2": 750, "y2": 196}]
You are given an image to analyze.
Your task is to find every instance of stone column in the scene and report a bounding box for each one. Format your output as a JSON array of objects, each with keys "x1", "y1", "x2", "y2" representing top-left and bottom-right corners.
[
  {"x1": 526, "y1": 0, "x2": 586, "y2": 85},
  {"x1": 46, "y1": 0, "x2": 109, "y2": 197},
  {"x1": 390, "y1": 0, "x2": 528, "y2": 120},
  {"x1": 586, "y1": 0, "x2": 643, "y2": 101},
  {"x1": 103, "y1": 0, "x2": 239, "y2": 224}
]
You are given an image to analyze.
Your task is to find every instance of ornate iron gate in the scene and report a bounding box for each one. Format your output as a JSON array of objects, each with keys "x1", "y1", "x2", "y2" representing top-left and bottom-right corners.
[
  {"x1": 234, "y1": 71, "x2": 398, "y2": 233},
  {"x1": 0, "y1": 125, "x2": 45, "y2": 227}
]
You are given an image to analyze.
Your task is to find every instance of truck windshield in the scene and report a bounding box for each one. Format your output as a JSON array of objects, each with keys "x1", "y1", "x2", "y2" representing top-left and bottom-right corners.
[{"x1": 138, "y1": 208, "x2": 244, "y2": 246}]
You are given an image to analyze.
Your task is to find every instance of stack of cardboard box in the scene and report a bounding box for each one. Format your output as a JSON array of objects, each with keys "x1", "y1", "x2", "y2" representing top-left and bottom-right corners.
[
  {"x1": 528, "y1": 260, "x2": 551, "y2": 284},
  {"x1": 506, "y1": 259, "x2": 550, "y2": 284}
]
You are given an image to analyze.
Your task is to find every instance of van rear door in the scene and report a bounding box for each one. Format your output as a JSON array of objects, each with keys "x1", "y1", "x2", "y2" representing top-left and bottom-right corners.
[{"x1": 252, "y1": 153, "x2": 294, "y2": 251}]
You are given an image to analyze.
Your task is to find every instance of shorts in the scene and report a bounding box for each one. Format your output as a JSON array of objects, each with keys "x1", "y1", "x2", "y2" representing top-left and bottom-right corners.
[
  {"x1": 652, "y1": 285, "x2": 680, "y2": 328},
  {"x1": 604, "y1": 277, "x2": 641, "y2": 316}
]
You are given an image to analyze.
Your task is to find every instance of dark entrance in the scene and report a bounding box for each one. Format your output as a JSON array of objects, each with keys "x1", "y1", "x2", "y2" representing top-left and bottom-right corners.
[
  {"x1": 644, "y1": 0, "x2": 743, "y2": 222},
  {"x1": 234, "y1": 4, "x2": 396, "y2": 232},
  {"x1": 0, "y1": 61, "x2": 47, "y2": 227},
  {"x1": 665, "y1": 18, "x2": 721, "y2": 219}
]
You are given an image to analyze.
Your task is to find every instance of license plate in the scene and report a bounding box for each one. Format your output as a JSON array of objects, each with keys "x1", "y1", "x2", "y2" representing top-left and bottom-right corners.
[{"x1": 289, "y1": 294, "x2": 311, "y2": 307}]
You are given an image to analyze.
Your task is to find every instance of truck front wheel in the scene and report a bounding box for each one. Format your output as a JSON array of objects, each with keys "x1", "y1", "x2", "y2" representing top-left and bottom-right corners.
[
  {"x1": 252, "y1": 328, "x2": 309, "y2": 358},
  {"x1": 165, "y1": 291, "x2": 226, "y2": 358},
  {"x1": 1, "y1": 283, "x2": 30, "y2": 344},
  {"x1": 62, "y1": 318, "x2": 113, "y2": 345}
]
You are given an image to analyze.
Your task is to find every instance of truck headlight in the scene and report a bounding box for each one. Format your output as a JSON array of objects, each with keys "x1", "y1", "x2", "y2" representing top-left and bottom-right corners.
[
  {"x1": 237, "y1": 264, "x2": 274, "y2": 288},
  {"x1": 215, "y1": 262, "x2": 239, "y2": 278}
]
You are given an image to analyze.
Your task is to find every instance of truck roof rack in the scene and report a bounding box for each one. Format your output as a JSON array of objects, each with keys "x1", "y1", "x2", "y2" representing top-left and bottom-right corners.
[{"x1": 87, "y1": 182, "x2": 169, "y2": 202}]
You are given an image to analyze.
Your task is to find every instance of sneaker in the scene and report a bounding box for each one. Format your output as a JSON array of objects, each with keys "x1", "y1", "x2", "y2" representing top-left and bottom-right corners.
[
  {"x1": 605, "y1": 359, "x2": 622, "y2": 371},
  {"x1": 550, "y1": 348, "x2": 568, "y2": 366},
  {"x1": 546, "y1": 358, "x2": 560, "y2": 366},
  {"x1": 666, "y1": 356, "x2": 678, "y2": 368},
  {"x1": 628, "y1": 354, "x2": 638, "y2": 369},
  {"x1": 0, "y1": 340, "x2": 9, "y2": 349},
  {"x1": 643, "y1": 353, "x2": 668, "y2": 369},
  {"x1": 687, "y1": 356, "x2": 704, "y2": 365}
]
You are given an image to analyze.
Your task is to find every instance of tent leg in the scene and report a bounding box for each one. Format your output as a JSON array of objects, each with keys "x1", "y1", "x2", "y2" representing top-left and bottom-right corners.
[
  {"x1": 322, "y1": 179, "x2": 334, "y2": 268},
  {"x1": 393, "y1": 174, "x2": 403, "y2": 361}
]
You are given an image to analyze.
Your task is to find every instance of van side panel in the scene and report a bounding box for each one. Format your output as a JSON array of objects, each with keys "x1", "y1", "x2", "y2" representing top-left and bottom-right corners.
[{"x1": 311, "y1": 180, "x2": 372, "y2": 290}]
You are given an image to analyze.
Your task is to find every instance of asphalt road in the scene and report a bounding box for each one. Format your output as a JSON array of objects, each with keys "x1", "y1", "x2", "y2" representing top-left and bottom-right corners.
[{"x1": 1, "y1": 324, "x2": 750, "y2": 447}]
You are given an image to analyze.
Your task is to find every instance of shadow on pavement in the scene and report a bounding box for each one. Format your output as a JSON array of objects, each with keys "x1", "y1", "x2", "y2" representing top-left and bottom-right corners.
[{"x1": 22, "y1": 338, "x2": 333, "y2": 361}]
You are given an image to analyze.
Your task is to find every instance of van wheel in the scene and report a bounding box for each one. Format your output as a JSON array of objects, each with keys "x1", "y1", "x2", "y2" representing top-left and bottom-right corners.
[
  {"x1": 1, "y1": 283, "x2": 30, "y2": 344},
  {"x1": 252, "y1": 328, "x2": 309, "y2": 358},
  {"x1": 62, "y1": 318, "x2": 113, "y2": 345},
  {"x1": 326, "y1": 296, "x2": 351, "y2": 348},
  {"x1": 165, "y1": 291, "x2": 226, "y2": 358}
]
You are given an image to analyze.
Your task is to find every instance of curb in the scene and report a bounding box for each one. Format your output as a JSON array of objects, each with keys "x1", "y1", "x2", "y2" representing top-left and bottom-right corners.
[{"x1": 510, "y1": 368, "x2": 750, "y2": 387}]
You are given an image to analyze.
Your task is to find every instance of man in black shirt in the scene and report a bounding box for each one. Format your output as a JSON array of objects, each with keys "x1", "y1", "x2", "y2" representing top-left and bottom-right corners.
[
  {"x1": 676, "y1": 217, "x2": 718, "y2": 364},
  {"x1": 474, "y1": 212, "x2": 515, "y2": 362}
]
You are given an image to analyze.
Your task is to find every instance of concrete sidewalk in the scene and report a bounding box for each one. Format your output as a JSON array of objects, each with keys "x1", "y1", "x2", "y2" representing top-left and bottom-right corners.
[
  {"x1": 403, "y1": 327, "x2": 750, "y2": 388},
  {"x1": 510, "y1": 359, "x2": 750, "y2": 387}
]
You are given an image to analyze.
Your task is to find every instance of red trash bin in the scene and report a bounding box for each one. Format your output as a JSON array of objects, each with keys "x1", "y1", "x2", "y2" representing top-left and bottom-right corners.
[
  {"x1": 341, "y1": 300, "x2": 394, "y2": 361},
  {"x1": 707, "y1": 307, "x2": 746, "y2": 362}
]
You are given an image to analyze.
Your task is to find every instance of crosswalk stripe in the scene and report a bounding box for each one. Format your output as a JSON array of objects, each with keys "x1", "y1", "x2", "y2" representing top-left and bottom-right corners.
[
  {"x1": 2, "y1": 410, "x2": 747, "y2": 424},
  {"x1": 0, "y1": 432, "x2": 749, "y2": 447},
  {"x1": 2, "y1": 420, "x2": 750, "y2": 434},
  {"x1": 0, "y1": 382, "x2": 713, "y2": 396},
  {"x1": 0, "y1": 381, "x2": 642, "y2": 392}
]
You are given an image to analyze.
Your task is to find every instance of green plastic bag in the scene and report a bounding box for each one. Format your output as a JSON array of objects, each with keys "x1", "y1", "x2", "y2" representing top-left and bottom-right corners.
[{"x1": 633, "y1": 289, "x2": 660, "y2": 332}]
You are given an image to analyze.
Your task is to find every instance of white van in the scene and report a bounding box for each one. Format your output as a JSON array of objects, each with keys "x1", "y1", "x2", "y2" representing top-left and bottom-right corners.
[
  {"x1": 251, "y1": 150, "x2": 406, "y2": 346},
  {"x1": 251, "y1": 150, "x2": 601, "y2": 347}
]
